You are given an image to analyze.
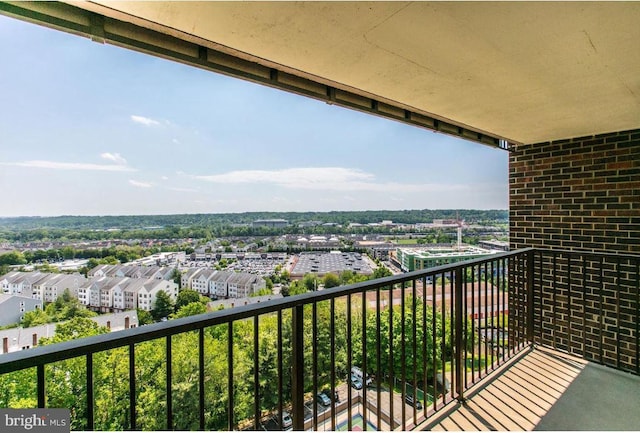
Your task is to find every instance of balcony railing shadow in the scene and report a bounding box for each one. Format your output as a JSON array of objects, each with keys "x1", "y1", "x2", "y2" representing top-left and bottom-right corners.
[{"x1": 0, "y1": 248, "x2": 638, "y2": 431}]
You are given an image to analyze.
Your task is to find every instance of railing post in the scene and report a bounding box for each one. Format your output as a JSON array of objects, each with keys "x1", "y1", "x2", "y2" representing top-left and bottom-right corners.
[
  {"x1": 526, "y1": 250, "x2": 535, "y2": 344},
  {"x1": 292, "y1": 305, "x2": 305, "y2": 430},
  {"x1": 454, "y1": 267, "x2": 464, "y2": 402}
]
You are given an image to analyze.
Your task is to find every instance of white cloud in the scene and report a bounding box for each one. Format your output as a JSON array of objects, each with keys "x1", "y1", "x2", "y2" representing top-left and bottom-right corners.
[
  {"x1": 161, "y1": 176, "x2": 169, "y2": 181},
  {"x1": 194, "y1": 167, "x2": 468, "y2": 193},
  {"x1": 129, "y1": 180, "x2": 153, "y2": 188},
  {"x1": 130, "y1": 115, "x2": 160, "y2": 126},
  {"x1": 168, "y1": 187, "x2": 197, "y2": 192},
  {"x1": 196, "y1": 167, "x2": 372, "y2": 186},
  {"x1": 172, "y1": 138, "x2": 180, "y2": 144},
  {"x1": 1, "y1": 160, "x2": 136, "y2": 172},
  {"x1": 100, "y1": 152, "x2": 127, "y2": 165}
]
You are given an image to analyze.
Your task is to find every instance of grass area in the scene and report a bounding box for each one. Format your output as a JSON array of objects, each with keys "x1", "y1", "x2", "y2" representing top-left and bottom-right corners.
[
  {"x1": 443, "y1": 355, "x2": 493, "y2": 373},
  {"x1": 390, "y1": 382, "x2": 434, "y2": 404}
]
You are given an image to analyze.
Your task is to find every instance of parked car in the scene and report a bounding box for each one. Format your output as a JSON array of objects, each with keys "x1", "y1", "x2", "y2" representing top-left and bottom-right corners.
[
  {"x1": 405, "y1": 394, "x2": 423, "y2": 410},
  {"x1": 317, "y1": 392, "x2": 331, "y2": 406},
  {"x1": 321, "y1": 389, "x2": 339, "y2": 403},
  {"x1": 350, "y1": 374, "x2": 363, "y2": 390},
  {"x1": 351, "y1": 366, "x2": 373, "y2": 386},
  {"x1": 281, "y1": 411, "x2": 292, "y2": 429}
]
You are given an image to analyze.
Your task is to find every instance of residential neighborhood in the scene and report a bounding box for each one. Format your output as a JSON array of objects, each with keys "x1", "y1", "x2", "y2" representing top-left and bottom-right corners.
[{"x1": 0, "y1": 310, "x2": 138, "y2": 354}]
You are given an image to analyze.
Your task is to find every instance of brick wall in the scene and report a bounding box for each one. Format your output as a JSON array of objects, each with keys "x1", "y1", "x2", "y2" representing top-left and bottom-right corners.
[
  {"x1": 509, "y1": 129, "x2": 639, "y2": 372},
  {"x1": 509, "y1": 128, "x2": 640, "y2": 254}
]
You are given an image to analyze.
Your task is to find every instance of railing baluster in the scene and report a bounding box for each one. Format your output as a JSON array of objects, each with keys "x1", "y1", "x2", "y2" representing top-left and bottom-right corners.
[
  {"x1": 199, "y1": 328, "x2": 205, "y2": 430},
  {"x1": 129, "y1": 343, "x2": 136, "y2": 431},
  {"x1": 454, "y1": 267, "x2": 464, "y2": 402},
  {"x1": 401, "y1": 280, "x2": 406, "y2": 430},
  {"x1": 517, "y1": 254, "x2": 522, "y2": 348},
  {"x1": 636, "y1": 259, "x2": 639, "y2": 375},
  {"x1": 362, "y1": 290, "x2": 368, "y2": 430},
  {"x1": 567, "y1": 254, "x2": 573, "y2": 353},
  {"x1": 37, "y1": 364, "x2": 45, "y2": 408},
  {"x1": 253, "y1": 316, "x2": 260, "y2": 431},
  {"x1": 635, "y1": 260, "x2": 640, "y2": 375},
  {"x1": 330, "y1": 298, "x2": 336, "y2": 431},
  {"x1": 347, "y1": 294, "x2": 353, "y2": 431},
  {"x1": 552, "y1": 252, "x2": 557, "y2": 350},
  {"x1": 86, "y1": 353, "x2": 94, "y2": 431},
  {"x1": 228, "y1": 322, "x2": 234, "y2": 431},
  {"x1": 582, "y1": 255, "x2": 587, "y2": 358},
  {"x1": 376, "y1": 288, "x2": 382, "y2": 431},
  {"x1": 388, "y1": 284, "x2": 394, "y2": 429},
  {"x1": 166, "y1": 336, "x2": 172, "y2": 431},
  {"x1": 599, "y1": 256, "x2": 604, "y2": 364},
  {"x1": 312, "y1": 302, "x2": 318, "y2": 429},
  {"x1": 291, "y1": 305, "x2": 304, "y2": 431},
  {"x1": 277, "y1": 311, "x2": 283, "y2": 431},
  {"x1": 440, "y1": 272, "x2": 446, "y2": 405},
  {"x1": 616, "y1": 256, "x2": 621, "y2": 369}
]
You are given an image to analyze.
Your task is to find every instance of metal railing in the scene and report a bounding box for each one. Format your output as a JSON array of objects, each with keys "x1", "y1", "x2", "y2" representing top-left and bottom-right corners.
[
  {"x1": 0, "y1": 249, "x2": 535, "y2": 431},
  {"x1": 532, "y1": 249, "x2": 640, "y2": 375}
]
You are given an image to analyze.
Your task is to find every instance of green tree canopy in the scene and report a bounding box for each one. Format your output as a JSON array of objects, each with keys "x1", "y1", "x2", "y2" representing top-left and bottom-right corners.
[
  {"x1": 322, "y1": 273, "x2": 341, "y2": 288},
  {"x1": 302, "y1": 274, "x2": 319, "y2": 292},
  {"x1": 151, "y1": 290, "x2": 174, "y2": 321},
  {"x1": 20, "y1": 309, "x2": 50, "y2": 328},
  {"x1": 175, "y1": 289, "x2": 206, "y2": 310},
  {"x1": 372, "y1": 266, "x2": 393, "y2": 279},
  {"x1": 171, "y1": 301, "x2": 207, "y2": 319},
  {"x1": 0, "y1": 251, "x2": 27, "y2": 266},
  {"x1": 136, "y1": 308, "x2": 153, "y2": 325},
  {"x1": 40, "y1": 317, "x2": 109, "y2": 345}
]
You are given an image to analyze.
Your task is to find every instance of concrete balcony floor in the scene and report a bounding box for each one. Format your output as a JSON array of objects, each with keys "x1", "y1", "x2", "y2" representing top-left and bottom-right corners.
[{"x1": 420, "y1": 346, "x2": 640, "y2": 431}]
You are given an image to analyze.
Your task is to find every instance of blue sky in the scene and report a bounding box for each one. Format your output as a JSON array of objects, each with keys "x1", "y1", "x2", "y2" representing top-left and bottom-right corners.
[{"x1": 0, "y1": 15, "x2": 508, "y2": 217}]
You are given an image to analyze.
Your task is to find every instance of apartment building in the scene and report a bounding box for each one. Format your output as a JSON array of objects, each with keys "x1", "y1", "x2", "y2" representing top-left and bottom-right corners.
[
  {"x1": 0, "y1": 294, "x2": 43, "y2": 327},
  {"x1": 208, "y1": 271, "x2": 234, "y2": 298},
  {"x1": 191, "y1": 269, "x2": 217, "y2": 295},
  {"x1": 78, "y1": 277, "x2": 178, "y2": 313},
  {"x1": 88, "y1": 264, "x2": 174, "y2": 280},
  {"x1": 227, "y1": 273, "x2": 265, "y2": 298}
]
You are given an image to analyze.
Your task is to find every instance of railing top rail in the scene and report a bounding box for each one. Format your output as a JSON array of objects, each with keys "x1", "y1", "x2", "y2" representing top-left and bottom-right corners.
[{"x1": 0, "y1": 249, "x2": 527, "y2": 374}]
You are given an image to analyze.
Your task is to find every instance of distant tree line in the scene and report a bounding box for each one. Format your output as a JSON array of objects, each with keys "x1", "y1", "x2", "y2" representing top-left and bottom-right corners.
[{"x1": 0, "y1": 209, "x2": 508, "y2": 242}]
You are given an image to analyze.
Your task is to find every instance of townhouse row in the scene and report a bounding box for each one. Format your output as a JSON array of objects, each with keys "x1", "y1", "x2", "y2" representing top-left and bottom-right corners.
[
  {"x1": 0, "y1": 270, "x2": 177, "y2": 313},
  {"x1": 181, "y1": 268, "x2": 266, "y2": 299},
  {"x1": 88, "y1": 264, "x2": 175, "y2": 280}
]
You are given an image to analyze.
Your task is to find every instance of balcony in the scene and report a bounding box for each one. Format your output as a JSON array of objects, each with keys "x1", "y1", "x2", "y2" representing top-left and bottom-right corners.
[{"x1": 0, "y1": 248, "x2": 638, "y2": 431}]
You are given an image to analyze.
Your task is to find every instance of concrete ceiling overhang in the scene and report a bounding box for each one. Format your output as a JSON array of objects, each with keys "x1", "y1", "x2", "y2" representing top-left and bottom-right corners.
[{"x1": 3, "y1": 1, "x2": 640, "y2": 146}]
